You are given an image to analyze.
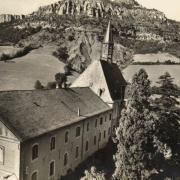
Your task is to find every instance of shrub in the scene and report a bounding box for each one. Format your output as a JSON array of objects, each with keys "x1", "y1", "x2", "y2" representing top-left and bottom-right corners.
[
  {"x1": 53, "y1": 47, "x2": 69, "y2": 63},
  {"x1": 46, "y1": 82, "x2": 56, "y2": 89},
  {"x1": 80, "y1": 167, "x2": 106, "y2": 180},
  {"x1": 64, "y1": 64, "x2": 71, "y2": 75},
  {"x1": 34, "y1": 80, "x2": 44, "y2": 90}
]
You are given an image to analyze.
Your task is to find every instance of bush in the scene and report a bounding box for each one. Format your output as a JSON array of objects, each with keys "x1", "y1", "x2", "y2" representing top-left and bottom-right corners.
[
  {"x1": 34, "y1": 80, "x2": 44, "y2": 90},
  {"x1": 0, "y1": 45, "x2": 37, "y2": 62},
  {"x1": 53, "y1": 47, "x2": 69, "y2": 63},
  {"x1": 46, "y1": 82, "x2": 56, "y2": 89},
  {"x1": 80, "y1": 167, "x2": 106, "y2": 180},
  {"x1": 0, "y1": 53, "x2": 9, "y2": 61},
  {"x1": 64, "y1": 64, "x2": 71, "y2": 75}
]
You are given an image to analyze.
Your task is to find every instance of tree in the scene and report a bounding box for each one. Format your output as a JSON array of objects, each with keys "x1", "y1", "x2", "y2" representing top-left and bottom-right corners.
[
  {"x1": 55, "y1": 73, "x2": 67, "y2": 88},
  {"x1": 152, "y1": 72, "x2": 180, "y2": 160},
  {"x1": 113, "y1": 69, "x2": 160, "y2": 180},
  {"x1": 34, "y1": 80, "x2": 43, "y2": 89},
  {"x1": 80, "y1": 167, "x2": 106, "y2": 180},
  {"x1": 64, "y1": 64, "x2": 71, "y2": 75},
  {"x1": 53, "y1": 47, "x2": 69, "y2": 63}
]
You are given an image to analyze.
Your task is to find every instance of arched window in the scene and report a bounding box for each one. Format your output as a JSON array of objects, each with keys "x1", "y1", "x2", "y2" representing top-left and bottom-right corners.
[
  {"x1": 100, "y1": 117, "x2": 103, "y2": 125},
  {"x1": 109, "y1": 113, "x2": 112, "y2": 121},
  {"x1": 32, "y1": 144, "x2": 38, "y2": 160},
  {"x1": 85, "y1": 141, "x2": 89, "y2": 152},
  {"x1": 31, "y1": 171, "x2": 38, "y2": 180},
  {"x1": 99, "y1": 133, "x2": 101, "y2": 142},
  {"x1": 49, "y1": 161, "x2": 55, "y2": 176},
  {"x1": 75, "y1": 146, "x2": 79, "y2": 159},
  {"x1": 95, "y1": 119, "x2": 98, "y2": 127},
  {"x1": 50, "y1": 137, "x2": 56, "y2": 150},
  {"x1": 65, "y1": 131, "x2": 68, "y2": 143},
  {"x1": 94, "y1": 136, "x2": 97, "y2": 145},
  {"x1": 76, "y1": 127, "x2": 81, "y2": 137},
  {"x1": 0, "y1": 126, "x2": 3, "y2": 135},
  {"x1": 87, "y1": 122, "x2": 89, "y2": 132},
  {"x1": 104, "y1": 130, "x2": 106, "y2": 139},
  {"x1": 108, "y1": 128, "x2": 111, "y2": 135},
  {"x1": 64, "y1": 153, "x2": 68, "y2": 166},
  {"x1": 0, "y1": 146, "x2": 4, "y2": 164}
]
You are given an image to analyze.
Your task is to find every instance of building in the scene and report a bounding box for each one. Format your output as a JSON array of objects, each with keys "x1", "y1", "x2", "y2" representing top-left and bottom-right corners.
[
  {"x1": 0, "y1": 22, "x2": 126, "y2": 180},
  {"x1": 72, "y1": 21, "x2": 127, "y2": 128}
]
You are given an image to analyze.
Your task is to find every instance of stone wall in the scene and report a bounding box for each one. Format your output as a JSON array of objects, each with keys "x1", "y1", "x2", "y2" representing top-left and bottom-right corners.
[{"x1": 0, "y1": 121, "x2": 20, "y2": 179}]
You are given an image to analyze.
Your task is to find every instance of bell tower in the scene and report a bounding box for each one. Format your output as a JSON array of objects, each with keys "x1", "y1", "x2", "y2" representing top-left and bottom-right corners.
[{"x1": 100, "y1": 21, "x2": 114, "y2": 63}]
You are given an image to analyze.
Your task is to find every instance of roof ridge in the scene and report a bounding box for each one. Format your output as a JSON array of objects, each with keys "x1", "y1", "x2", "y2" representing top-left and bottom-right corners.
[{"x1": 0, "y1": 87, "x2": 90, "y2": 93}]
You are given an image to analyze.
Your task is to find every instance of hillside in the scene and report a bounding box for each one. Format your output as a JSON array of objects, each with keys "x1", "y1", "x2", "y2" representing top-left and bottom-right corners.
[
  {"x1": 0, "y1": 0, "x2": 180, "y2": 72},
  {"x1": 0, "y1": 45, "x2": 78, "y2": 91}
]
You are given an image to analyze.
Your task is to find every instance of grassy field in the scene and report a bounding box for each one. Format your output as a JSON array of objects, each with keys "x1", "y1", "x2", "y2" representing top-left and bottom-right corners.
[
  {"x1": 0, "y1": 45, "x2": 78, "y2": 91},
  {"x1": 133, "y1": 52, "x2": 180, "y2": 63},
  {"x1": 123, "y1": 65, "x2": 180, "y2": 86}
]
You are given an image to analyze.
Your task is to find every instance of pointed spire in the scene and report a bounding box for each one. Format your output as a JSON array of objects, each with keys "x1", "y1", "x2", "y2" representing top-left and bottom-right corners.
[
  {"x1": 101, "y1": 20, "x2": 114, "y2": 63},
  {"x1": 103, "y1": 20, "x2": 113, "y2": 44}
]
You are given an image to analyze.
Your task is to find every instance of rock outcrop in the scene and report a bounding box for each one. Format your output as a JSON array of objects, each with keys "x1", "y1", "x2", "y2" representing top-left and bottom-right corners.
[
  {"x1": 34, "y1": 0, "x2": 166, "y2": 24},
  {"x1": 0, "y1": 14, "x2": 25, "y2": 23}
]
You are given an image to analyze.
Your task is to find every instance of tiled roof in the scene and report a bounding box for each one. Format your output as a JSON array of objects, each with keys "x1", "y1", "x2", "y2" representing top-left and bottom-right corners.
[
  {"x1": 0, "y1": 87, "x2": 111, "y2": 141},
  {"x1": 100, "y1": 60, "x2": 127, "y2": 100}
]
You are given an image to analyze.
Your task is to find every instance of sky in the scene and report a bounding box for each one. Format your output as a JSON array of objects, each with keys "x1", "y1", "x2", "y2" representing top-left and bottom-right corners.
[{"x1": 0, "y1": 0, "x2": 180, "y2": 21}]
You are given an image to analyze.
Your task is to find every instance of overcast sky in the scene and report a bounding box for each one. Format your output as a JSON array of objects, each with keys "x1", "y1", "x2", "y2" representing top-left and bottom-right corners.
[{"x1": 0, "y1": 0, "x2": 179, "y2": 21}]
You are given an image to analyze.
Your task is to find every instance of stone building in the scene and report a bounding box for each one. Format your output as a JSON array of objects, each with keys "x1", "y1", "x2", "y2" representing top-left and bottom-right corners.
[{"x1": 0, "y1": 22, "x2": 126, "y2": 180}]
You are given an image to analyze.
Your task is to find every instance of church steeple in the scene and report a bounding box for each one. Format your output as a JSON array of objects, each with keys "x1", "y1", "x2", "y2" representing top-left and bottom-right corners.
[{"x1": 101, "y1": 21, "x2": 114, "y2": 63}]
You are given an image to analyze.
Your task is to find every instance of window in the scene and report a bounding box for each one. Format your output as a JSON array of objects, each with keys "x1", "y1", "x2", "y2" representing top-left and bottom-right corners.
[
  {"x1": 99, "y1": 133, "x2": 101, "y2": 142},
  {"x1": 32, "y1": 144, "x2": 38, "y2": 160},
  {"x1": 0, "y1": 146, "x2": 4, "y2": 164},
  {"x1": 95, "y1": 119, "x2": 97, "y2": 127},
  {"x1": 0, "y1": 127, "x2": 3, "y2": 135},
  {"x1": 108, "y1": 128, "x2": 111, "y2": 135},
  {"x1": 94, "y1": 136, "x2": 97, "y2": 145},
  {"x1": 75, "y1": 146, "x2": 79, "y2": 159},
  {"x1": 105, "y1": 116, "x2": 107, "y2": 122},
  {"x1": 65, "y1": 131, "x2": 68, "y2": 143},
  {"x1": 85, "y1": 141, "x2": 89, "y2": 152},
  {"x1": 87, "y1": 122, "x2": 89, "y2": 132},
  {"x1": 104, "y1": 131, "x2": 106, "y2": 139},
  {"x1": 100, "y1": 118, "x2": 103, "y2": 125},
  {"x1": 49, "y1": 161, "x2": 55, "y2": 176},
  {"x1": 50, "y1": 137, "x2": 56, "y2": 150},
  {"x1": 64, "y1": 153, "x2": 68, "y2": 166},
  {"x1": 76, "y1": 127, "x2": 81, "y2": 137},
  {"x1": 109, "y1": 113, "x2": 112, "y2": 121},
  {"x1": 31, "y1": 171, "x2": 38, "y2": 180}
]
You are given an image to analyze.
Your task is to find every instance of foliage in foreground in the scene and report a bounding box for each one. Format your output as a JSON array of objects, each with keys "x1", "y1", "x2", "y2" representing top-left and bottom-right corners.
[
  {"x1": 152, "y1": 72, "x2": 180, "y2": 164},
  {"x1": 80, "y1": 167, "x2": 106, "y2": 180},
  {"x1": 113, "y1": 70, "x2": 180, "y2": 180},
  {"x1": 113, "y1": 69, "x2": 163, "y2": 179}
]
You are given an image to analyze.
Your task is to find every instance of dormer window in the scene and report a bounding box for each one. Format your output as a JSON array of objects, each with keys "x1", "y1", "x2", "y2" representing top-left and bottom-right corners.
[{"x1": 98, "y1": 88, "x2": 105, "y2": 97}]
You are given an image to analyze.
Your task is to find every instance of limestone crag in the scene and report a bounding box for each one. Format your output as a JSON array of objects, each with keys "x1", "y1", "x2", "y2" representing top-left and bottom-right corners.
[
  {"x1": 0, "y1": 14, "x2": 25, "y2": 23},
  {"x1": 34, "y1": 0, "x2": 166, "y2": 23}
]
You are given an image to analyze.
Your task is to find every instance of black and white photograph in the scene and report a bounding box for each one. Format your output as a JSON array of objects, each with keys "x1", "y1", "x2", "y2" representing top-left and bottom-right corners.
[{"x1": 0, "y1": 0, "x2": 180, "y2": 179}]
